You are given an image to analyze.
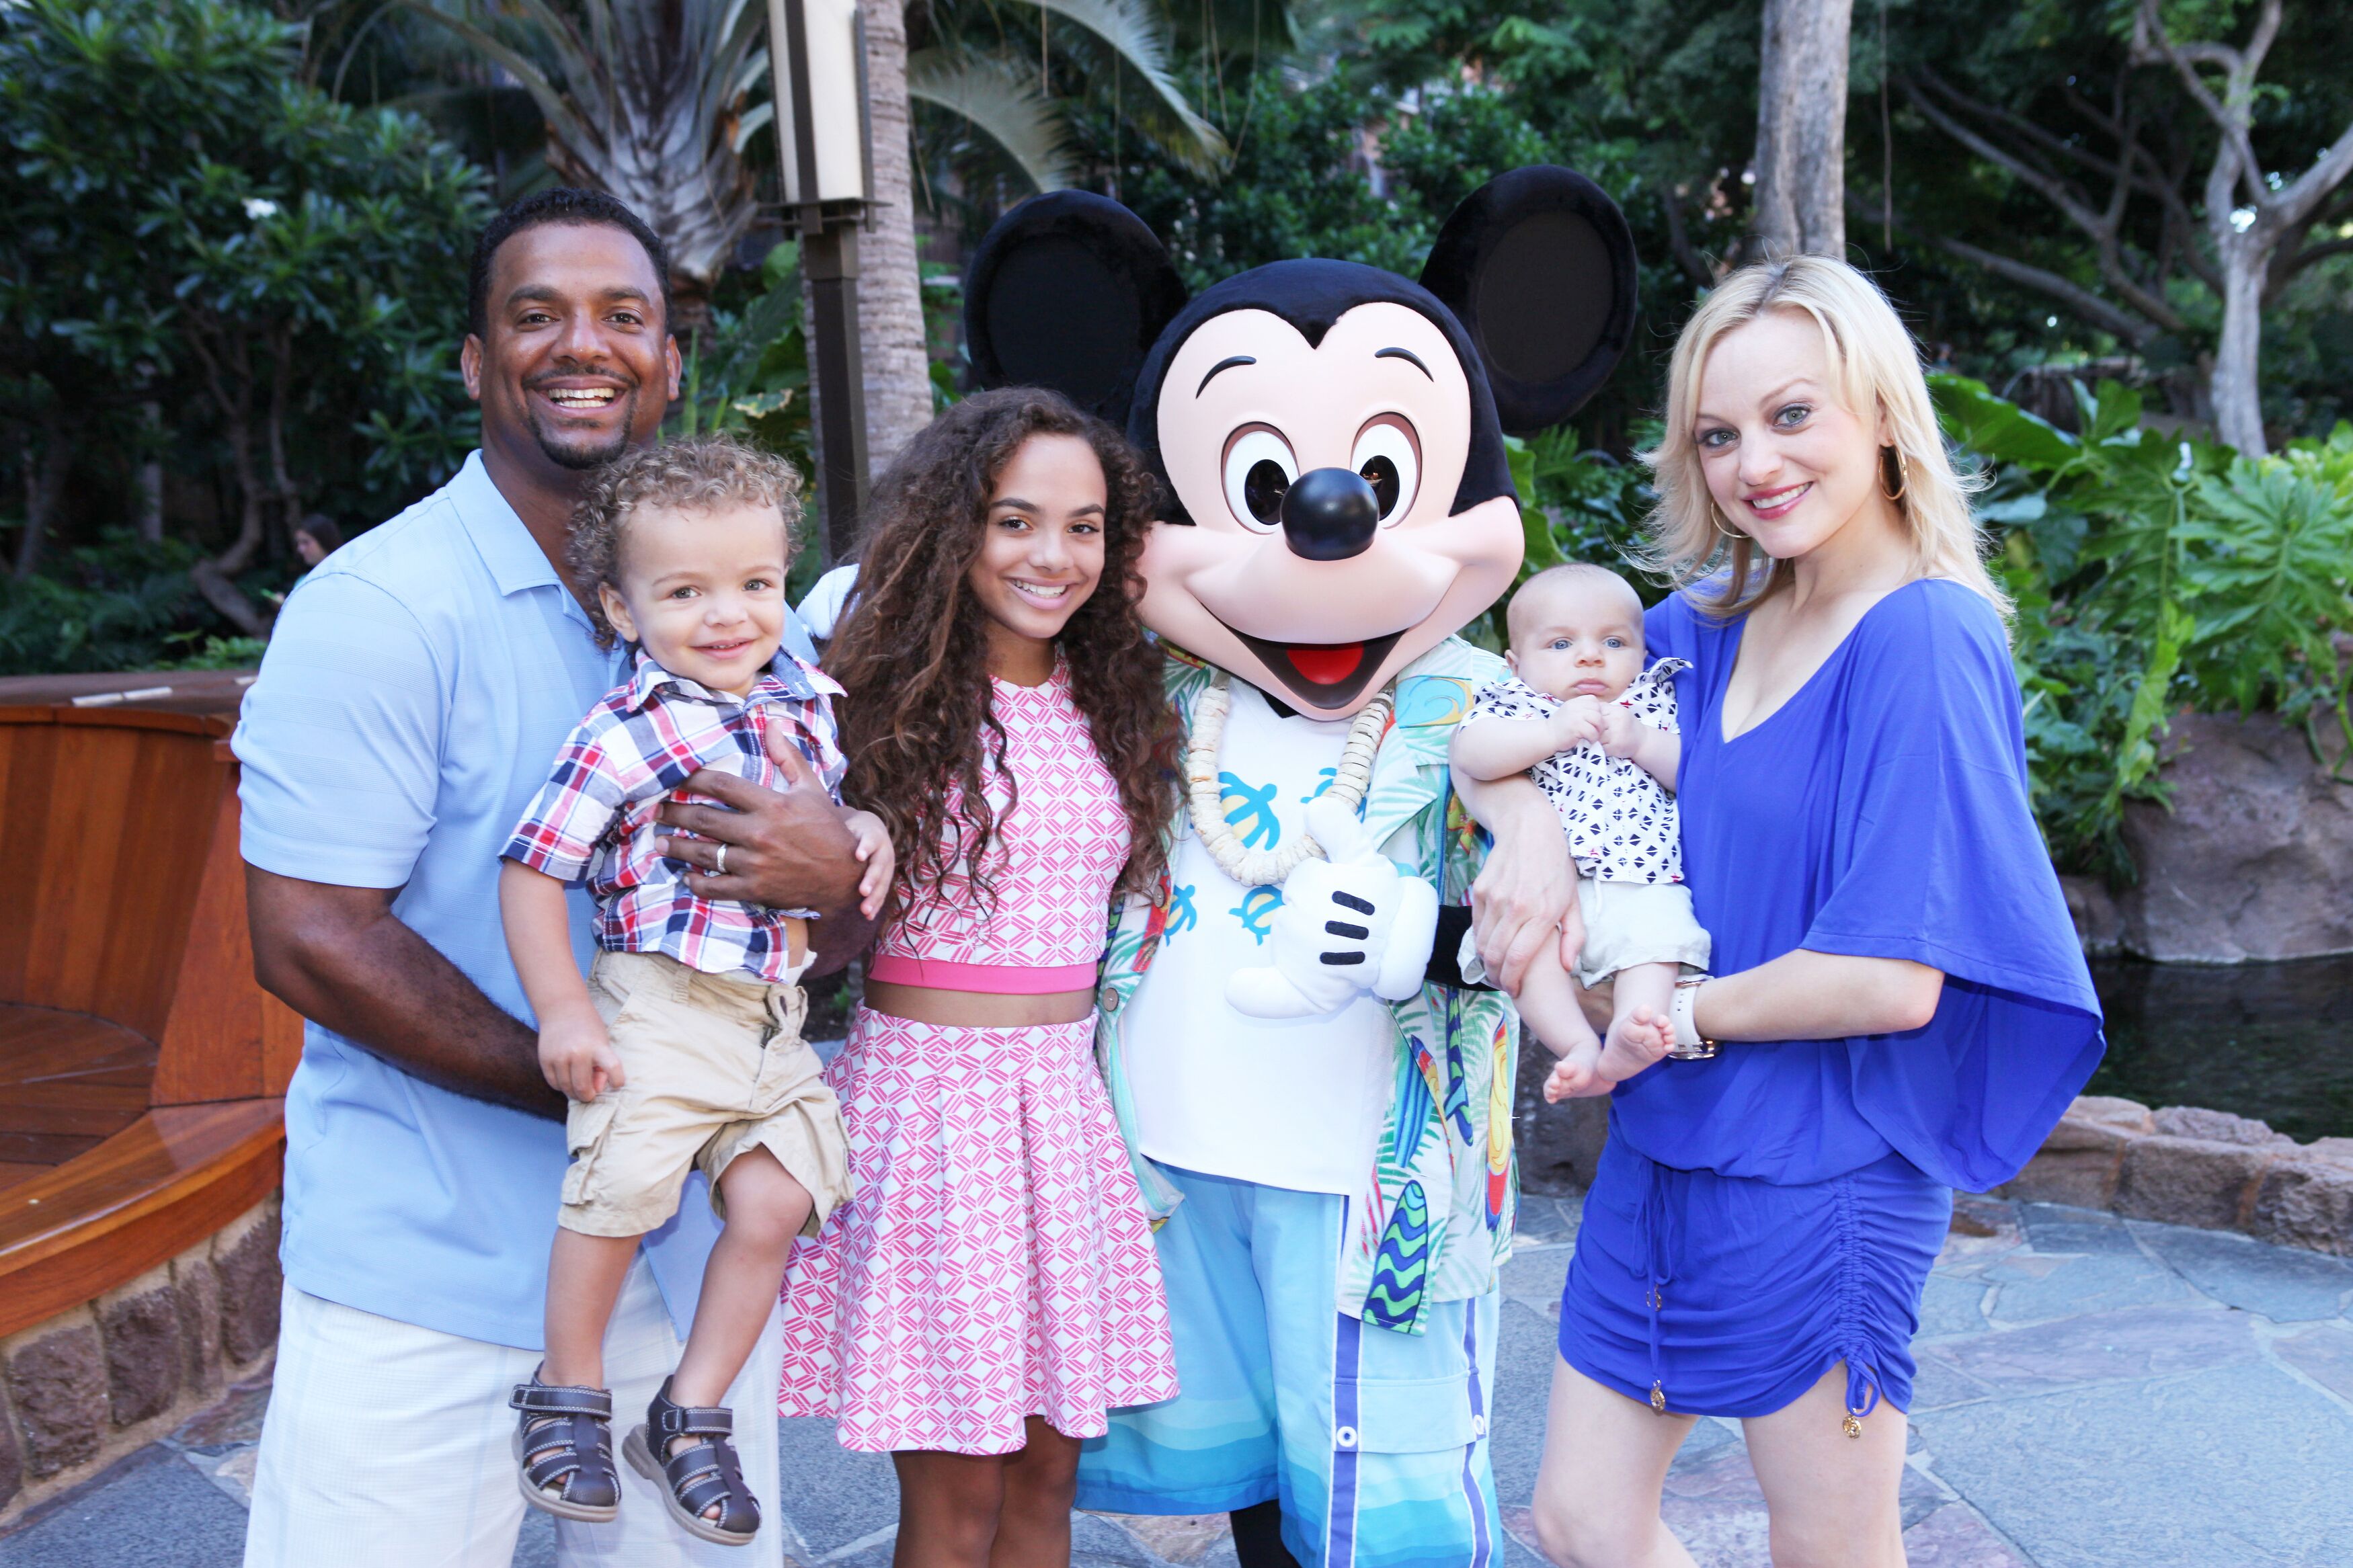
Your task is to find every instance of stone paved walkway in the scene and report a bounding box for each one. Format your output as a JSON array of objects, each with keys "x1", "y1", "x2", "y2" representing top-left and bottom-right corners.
[{"x1": 4, "y1": 1193, "x2": 2348, "y2": 1568}]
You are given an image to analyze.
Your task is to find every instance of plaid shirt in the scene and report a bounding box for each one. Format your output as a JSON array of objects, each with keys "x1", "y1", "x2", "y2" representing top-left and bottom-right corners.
[{"x1": 504, "y1": 649, "x2": 848, "y2": 982}]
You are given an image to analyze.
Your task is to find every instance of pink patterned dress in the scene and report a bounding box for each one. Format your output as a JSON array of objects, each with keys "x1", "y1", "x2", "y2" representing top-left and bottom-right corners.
[{"x1": 776, "y1": 661, "x2": 1178, "y2": 1453}]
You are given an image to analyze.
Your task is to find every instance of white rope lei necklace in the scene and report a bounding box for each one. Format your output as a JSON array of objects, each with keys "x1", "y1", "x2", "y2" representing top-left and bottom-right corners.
[{"x1": 1183, "y1": 669, "x2": 1392, "y2": 887}]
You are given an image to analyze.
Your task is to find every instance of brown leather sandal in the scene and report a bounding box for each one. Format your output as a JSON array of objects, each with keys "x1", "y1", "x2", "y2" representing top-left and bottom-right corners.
[
  {"x1": 623, "y1": 1376, "x2": 759, "y2": 1546},
  {"x1": 510, "y1": 1374, "x2": 621, "y2": 1523}
]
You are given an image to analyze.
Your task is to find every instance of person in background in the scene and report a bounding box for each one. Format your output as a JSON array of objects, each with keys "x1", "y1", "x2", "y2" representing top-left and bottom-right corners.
[
  {"x1": 234, "y1": 188, "x2": 872, "y2": 1568},
  {"x1": 291, "y1": 515, "x2": 341, "y2": 570}
]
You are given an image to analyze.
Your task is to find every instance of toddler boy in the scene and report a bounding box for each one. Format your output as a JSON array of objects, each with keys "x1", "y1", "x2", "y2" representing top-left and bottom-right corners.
[{"x1": 499, "y1": 435, "x2": 889, "y2": 1545}]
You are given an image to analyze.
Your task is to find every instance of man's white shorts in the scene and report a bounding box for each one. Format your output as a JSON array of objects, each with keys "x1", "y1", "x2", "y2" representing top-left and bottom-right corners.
[{"x1": 243, "y1": 1257, "x2": 783, "y2": 1567}]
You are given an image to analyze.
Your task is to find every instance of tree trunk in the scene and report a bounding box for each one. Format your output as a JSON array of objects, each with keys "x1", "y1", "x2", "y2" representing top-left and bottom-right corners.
[
  {"x1": 136, "y1": 401, "x2": 165, "y2": 544},
  {"x1": 13, "y1": 428, "x2": 69, "y2": 581},
  {"x1": 855, "y1": 0, "x2": 934, "y2": 477},
  {"x1": 1749, "y1": 0, "x2": 1852, "y2": 261},
  {"x1": 2210, "y1": 234, "x2": 2269, "y2": 456}
]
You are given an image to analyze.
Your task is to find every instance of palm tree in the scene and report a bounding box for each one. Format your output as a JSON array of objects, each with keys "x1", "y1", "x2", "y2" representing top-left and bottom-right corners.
[
  {"x1": 906, "y1": 0, "x2": 1230, "y2": 190},
  {"x1": 408, "y1": 0, "x2": 1224, "y2": 472},
  {"x1": 863, "y1": 0, "x2": 1230, "y2": 468},
  {"x1": 402, "y1": 0, "x2": 771, "y2": 332}
]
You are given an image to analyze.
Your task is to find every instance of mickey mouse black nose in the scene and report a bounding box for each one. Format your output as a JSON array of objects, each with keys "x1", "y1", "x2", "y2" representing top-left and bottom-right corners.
[{"x1": 1280, "y1": 467, "x2": 1380, "y2": 561}]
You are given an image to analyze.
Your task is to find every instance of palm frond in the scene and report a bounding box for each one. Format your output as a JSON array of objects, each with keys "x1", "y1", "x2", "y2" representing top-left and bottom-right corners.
[
  {"x1": 394, "y1": 0, "x2": 598, "y2": 155},
  {"x1": 1023, "y1": 0, "x2": 1228, "y2": 172},
  {"x1": 907, "y1": 48, "x2": 1076, "y2": 193},
  {"x1": 401, "y1": 0, "x2": 767, "y2": 292}
]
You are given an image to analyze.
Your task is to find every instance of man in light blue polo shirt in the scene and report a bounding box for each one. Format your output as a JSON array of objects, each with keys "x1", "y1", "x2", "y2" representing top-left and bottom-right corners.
[{"x1": 234, "y1": 189, "x2": 872, "y2": 1567}]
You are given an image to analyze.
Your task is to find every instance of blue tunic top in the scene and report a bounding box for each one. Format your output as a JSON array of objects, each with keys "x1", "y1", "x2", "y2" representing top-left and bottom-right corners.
[{"x1": 1615, "y1": 579, "x2": 2104, "y2": 1193}]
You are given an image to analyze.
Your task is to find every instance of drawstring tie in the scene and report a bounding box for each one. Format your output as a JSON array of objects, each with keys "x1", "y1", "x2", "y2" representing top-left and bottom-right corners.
[
  {"x1": 1629, "y1": 1152, "x2": 1680, "y2": 1415},
  {"x1": 1630, "y1": 1152, "x2": 1886, "y2": 1438},
  {"x1": 1830, "y1": 1175, "x2": 1882, "y2": 1438}
]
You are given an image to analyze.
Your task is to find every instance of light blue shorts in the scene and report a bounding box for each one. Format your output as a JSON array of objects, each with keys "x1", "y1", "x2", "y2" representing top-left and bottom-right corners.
[{"x1": 1075, "y1": 1164, "x2": 1501, "y2": 1568}]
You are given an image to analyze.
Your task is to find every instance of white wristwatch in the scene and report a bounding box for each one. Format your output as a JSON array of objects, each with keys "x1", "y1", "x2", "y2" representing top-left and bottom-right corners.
[{"x1": 1667, "y1": 975, "x2": 1719, "y2": 1061}]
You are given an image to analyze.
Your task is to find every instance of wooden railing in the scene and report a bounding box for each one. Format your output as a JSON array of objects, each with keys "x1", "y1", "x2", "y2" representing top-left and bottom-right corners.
[{"x1": 0, "y1": 677, "x2": 295, "y2": 1337}]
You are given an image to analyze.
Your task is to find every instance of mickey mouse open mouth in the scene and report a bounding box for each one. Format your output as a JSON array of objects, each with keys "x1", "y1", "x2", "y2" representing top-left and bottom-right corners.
[{"x1": 1228, "y1": 628, "x2": 1406, "y2": 711}]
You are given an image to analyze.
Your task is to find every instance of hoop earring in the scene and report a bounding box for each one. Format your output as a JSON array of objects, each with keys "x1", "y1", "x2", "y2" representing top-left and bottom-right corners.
[
  {"x1": 1880, "y1": 445, "x2": 1911, "y2": 502},
  {"x1": 1711, "y1": 504, "x2": 1745, "y2": 541}
]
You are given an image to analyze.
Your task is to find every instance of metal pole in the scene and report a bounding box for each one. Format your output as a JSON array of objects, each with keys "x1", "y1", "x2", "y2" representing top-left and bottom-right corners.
[
  {"x1": 780, "y1": 0, "x2": 871, "y2": 566},
  {"x1": 803, "y1": 224, "x2": 868, "y2": 567}
]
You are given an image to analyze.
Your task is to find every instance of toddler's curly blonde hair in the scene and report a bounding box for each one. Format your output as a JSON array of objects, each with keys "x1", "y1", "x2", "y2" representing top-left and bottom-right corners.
[{"x1": 567, "y1": 434, "x2": 805, "y2": 649}]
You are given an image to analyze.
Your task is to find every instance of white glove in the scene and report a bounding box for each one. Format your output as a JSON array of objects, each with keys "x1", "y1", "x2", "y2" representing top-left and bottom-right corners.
[{"x1": 1225, "y1": 795, "x2": 1441, "y2": 1020}]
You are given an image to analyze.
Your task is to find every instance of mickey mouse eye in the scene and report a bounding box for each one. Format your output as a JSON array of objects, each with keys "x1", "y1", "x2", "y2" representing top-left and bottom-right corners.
[
  {"x1": 1351, "y1": 417, "x2": 1420, "y2": 525},
  {"x1": 1222, "y1": 426, "x2": 1296, "y2": 532}
]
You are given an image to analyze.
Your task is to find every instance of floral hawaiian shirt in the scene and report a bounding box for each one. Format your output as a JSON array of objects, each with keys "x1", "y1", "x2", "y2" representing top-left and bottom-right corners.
[{"x1": 1095, "y1": 636, "x2": 1521, "y2": 1336}]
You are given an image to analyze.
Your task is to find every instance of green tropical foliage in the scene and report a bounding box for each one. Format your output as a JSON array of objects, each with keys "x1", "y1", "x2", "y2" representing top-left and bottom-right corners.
[
  {"x1": 1936, "y1": 374, "x2": 2353, "y2": 875},
  {"x1": 401, "y1": 0, "x2": 768, "y2": 319},
  {"x1": 1, "y1": 0, "x2": 489, "y2": 637},
  {"x1": 911, "y1": 0, "x2": 1230, "y2": 191}
]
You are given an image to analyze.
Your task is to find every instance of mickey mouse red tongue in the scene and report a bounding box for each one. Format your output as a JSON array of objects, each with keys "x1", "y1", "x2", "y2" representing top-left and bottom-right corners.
[{"x1": 1234, "y1": 628, "x2": 1405, "y2": 711}]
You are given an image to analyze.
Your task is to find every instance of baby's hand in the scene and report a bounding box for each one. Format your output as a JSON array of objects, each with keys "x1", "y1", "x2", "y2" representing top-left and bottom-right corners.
[
  {"x1": 1595, "y1": 702, "x2": 1644, "y2": 758},
  {"x1": 843, "y1": 808, "x2": 895, "y2": 920},
  {"x1": 539, "y1": 1009, "x2": 623, "y2": 1102},
  {"x1": 1595, "y1": 1005, "x2": 1673, "y2": 1084},
  {"x1": 1551, "y1": 696, "x2": 1607, "y2": 751},
  {"x1": 1544, "y1": 1040, "x2": 1610, "y2": 1102}
]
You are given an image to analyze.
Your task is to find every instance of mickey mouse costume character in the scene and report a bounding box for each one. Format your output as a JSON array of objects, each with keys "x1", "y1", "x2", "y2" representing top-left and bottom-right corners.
[{"x1": 960, "y1": 168, "x2": 1638, "y2": 1568}]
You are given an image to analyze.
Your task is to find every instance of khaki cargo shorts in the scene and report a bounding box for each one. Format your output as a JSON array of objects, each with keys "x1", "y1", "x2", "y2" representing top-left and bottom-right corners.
[{"x1": 559, "y1": 948, "x2": 853, "y2": 1239}]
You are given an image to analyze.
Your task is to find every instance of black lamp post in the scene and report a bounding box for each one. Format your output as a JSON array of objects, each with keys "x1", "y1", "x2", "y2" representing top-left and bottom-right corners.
[{"x1": 767, "y1": 0, "x2": 875, "y2": 565}]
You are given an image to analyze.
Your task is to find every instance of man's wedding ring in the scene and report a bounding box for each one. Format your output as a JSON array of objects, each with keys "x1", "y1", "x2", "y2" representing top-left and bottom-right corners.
[{"x1": 713, "y1": 842, "x2": 728, "y2": 876}]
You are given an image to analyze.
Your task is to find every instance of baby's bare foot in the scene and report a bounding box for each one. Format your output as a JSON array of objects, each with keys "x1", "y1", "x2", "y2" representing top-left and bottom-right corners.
[
  {"x1": 1544, "y1": 1044, "x2": 1608, "y2": 1102},
  {"x1": 1597, "y1": 1006, "x2": 1671, "y2": 1083}
]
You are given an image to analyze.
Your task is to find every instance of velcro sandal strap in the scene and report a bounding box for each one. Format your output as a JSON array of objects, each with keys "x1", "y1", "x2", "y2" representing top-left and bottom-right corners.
[
  {"x1": 510, "y1": 1381, "x2": 613, "y2": 1419},
  {"x1": 653, "y1": 1405, "x2": 735, "y2": 1441},
  {"x1": 651, "y1": 1401, "x2": 734, "y2": 1442}
]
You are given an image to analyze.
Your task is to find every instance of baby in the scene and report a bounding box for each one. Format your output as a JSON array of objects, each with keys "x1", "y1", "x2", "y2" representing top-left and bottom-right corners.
[
  {"x1": 1452, "y1": 563, "x2": 1710, "y2": 1099},
  {"x1": 498, "y1": 435, "x2": 889, "y2": 1544}
]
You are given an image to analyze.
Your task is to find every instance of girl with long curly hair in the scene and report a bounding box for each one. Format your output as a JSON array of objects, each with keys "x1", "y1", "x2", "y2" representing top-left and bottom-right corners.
[{"x1": 777, "y1": 388, "x2": 1182, "y2": 1567}]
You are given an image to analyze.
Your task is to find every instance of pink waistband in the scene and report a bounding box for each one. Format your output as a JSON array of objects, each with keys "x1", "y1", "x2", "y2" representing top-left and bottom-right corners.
[{"x1": 865, "y1": 954, "x2": 1098, "y2": 994}]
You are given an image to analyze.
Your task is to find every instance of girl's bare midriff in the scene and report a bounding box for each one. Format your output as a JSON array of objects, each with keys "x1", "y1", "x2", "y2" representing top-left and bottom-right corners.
[{"x1": 862, "y1": 979, "x2": 1094, "y2": 1028}]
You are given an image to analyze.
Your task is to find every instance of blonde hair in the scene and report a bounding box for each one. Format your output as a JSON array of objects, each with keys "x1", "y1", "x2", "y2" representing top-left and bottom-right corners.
[
  {"x1": 1640, "y1": 255, "x2": 2003, "y2": 621},
  {"x1": 567, "y1": 433, "x2": 805, "y2": 649}
]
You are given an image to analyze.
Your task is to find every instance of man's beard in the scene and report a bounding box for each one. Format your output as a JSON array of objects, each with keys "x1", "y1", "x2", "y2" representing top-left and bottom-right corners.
[{"x1": 525, "y1": 384, "x2": 643, "y2": 471}]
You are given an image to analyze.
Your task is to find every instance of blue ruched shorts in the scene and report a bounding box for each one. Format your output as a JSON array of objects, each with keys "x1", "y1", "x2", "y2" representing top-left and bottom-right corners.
[{"x1": 1558, "y1": 1137, "x2": 1951, "y2": 1420}]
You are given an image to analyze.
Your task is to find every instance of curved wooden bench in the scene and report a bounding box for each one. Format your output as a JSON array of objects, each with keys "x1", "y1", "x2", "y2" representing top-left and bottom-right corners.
[
  {"x1": 0, "y1": 680, "x2": 298, "y2": 1342},
  {"x1": 0, "y1": 1004, "x2": 157, "y2": 1186}
]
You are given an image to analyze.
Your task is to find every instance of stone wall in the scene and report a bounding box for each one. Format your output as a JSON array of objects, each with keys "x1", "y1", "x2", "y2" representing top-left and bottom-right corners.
[
  {"x1": 2002, "y1": 1097, "x2": 2353, "y2": 1254},
  {"x1": 2093, "y1": 712, "x2": 2353, "y2": 962},
  {"x1": 0, "y1": 1196, "x2": 280, "y2": 1529},
  {"x1": 1516, "y1": 1073, "x2": 2353, "y2": 1259},
  {"x1": 1514, "y1": 1043, "x2": 1609, "y2": 1195}
]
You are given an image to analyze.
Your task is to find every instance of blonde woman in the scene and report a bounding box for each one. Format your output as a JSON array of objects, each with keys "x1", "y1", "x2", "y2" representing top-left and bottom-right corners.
[{"x1": 1460, "y1": 256, "x2": 2102, "y2": 1567}]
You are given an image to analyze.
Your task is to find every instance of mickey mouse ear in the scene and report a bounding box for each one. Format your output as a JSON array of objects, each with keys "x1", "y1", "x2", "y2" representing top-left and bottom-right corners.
[
  {"x1": 1420, "y1": 166, "x2": 1638, "y2": 435},
  {"x1": 963, "y1": 191, "x2": 1188, "y2": 429}
]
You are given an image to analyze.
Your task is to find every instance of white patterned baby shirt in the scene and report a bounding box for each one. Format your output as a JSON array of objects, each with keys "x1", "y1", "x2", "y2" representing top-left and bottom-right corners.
[{"x1": 1464, "y1": 657, "x2": 1692, "y2": 884}]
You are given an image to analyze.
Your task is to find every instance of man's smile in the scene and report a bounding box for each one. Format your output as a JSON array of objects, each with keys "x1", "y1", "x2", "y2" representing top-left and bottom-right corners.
[{"x1": 529, "y1": 376, "x2": 629, "y2": 415}]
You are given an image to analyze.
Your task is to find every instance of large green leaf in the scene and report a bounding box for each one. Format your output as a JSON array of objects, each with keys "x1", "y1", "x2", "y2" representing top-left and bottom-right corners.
[
  {"x1": 1927, "y1": 372, "x2": 2079, "y2": 472},
  {"x1": 907, "y1": 49, "x2": 1076, "y2": 192}
]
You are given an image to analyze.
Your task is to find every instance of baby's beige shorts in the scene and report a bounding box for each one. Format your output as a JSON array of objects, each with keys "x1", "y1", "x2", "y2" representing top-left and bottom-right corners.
[
  {"x1": 1570, "y1": 876, "x2": 1714, "y2": 989},
  {"x1": 559, "y1": 948, "x2": 853, "y2": 1239}
]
